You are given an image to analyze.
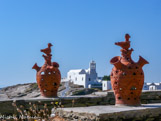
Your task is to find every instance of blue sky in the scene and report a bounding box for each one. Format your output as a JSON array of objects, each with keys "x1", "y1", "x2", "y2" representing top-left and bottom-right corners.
[{"x1": 0, "y1": 0, "x2": 161, "y2": 87}]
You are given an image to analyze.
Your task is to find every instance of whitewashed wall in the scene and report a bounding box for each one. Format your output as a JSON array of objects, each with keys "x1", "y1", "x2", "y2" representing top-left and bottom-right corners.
[{"x1": 102, "y1": 81, "x2": 112, "y2": 91}]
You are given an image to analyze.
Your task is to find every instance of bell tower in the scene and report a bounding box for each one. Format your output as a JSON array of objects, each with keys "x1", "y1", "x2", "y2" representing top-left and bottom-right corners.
[{"x1": 89, "y1": 60, "x2": 96, "y2": 74}]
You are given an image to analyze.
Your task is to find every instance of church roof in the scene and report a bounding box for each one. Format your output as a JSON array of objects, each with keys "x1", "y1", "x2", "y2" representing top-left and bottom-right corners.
[
  {"x1": 146, "y1": 82, "x2": 161, "y2": 86},
  {"x1": 68, "y1": 69, "x2": 86, "y2": 74}
]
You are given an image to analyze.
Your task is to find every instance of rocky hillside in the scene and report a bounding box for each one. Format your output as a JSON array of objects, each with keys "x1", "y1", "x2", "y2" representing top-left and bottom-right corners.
[
  {"x1": 0, "y1": 82, "x2": 87, "y2": 100},
  {"x1": 0, "y1": 83, "x2": 65, "y2": 100}
]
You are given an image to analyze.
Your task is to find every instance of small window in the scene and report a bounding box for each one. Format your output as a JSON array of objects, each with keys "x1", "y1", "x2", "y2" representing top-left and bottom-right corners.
[
  {"x1": 75, "y1": 77, "x2": 77, "y2": 81},
  {"x1": 82, "y1": 77, "x2": 83, "y2": 81},
  {"x1": 89, "y1": 78, "x2": 91, "y2": 81},
  {"x1": 70, "y1": 76, "x2": 71, "y2": 79}
]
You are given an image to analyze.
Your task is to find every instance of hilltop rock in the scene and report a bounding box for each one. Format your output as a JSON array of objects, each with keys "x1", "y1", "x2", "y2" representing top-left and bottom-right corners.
[
  {"x1": 0, "y1": 83, "x2": 40, "y2": 100},
  {"x1": 0, "y1": 82, "x2": 87, "y2": 100}
]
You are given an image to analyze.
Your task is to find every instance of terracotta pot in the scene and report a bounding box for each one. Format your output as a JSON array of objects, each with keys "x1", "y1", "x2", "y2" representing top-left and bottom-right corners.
[
  {"x1": 110, "y1": 34, "x2": 149, "y2": 106},
  {"x1": 32, "y1": 43, "x2": 61, "y2": 97}
]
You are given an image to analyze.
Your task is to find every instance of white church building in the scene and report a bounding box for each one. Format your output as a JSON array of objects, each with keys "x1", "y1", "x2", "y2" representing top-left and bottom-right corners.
[
  {"x1": 143, "y1": 82, "x2": 161, "y2": 90},
  {"x1": 67, "y1": 61, "x2": 101, "y2": 88}
]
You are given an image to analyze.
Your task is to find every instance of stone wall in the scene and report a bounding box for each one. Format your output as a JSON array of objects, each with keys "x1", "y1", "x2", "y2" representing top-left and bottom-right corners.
[
  {"x1": 57, "y1": 106, "x2": 161, "y2": 121},
  {"x1": 1, "y1": 90, "x2": 161, "y2": 115}
]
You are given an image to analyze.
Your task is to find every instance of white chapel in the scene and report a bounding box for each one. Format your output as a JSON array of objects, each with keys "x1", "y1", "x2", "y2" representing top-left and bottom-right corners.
[{"x1": 67, "y1": 61, "x2": 99, "y2": 88}]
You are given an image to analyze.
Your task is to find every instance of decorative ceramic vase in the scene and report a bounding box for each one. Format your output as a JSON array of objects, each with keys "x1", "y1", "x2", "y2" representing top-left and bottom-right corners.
[
  {"x1": 110, "y1": 34, "x2": 149, "y2": 106},
  {"x1": 32, "y1": 43, "x2": 61, "y2": 97}
]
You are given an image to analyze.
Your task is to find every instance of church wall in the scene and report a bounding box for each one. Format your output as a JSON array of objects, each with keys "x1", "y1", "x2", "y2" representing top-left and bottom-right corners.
[{"x1": 67, "y1": 71, "x2": 86, "y2": 87}]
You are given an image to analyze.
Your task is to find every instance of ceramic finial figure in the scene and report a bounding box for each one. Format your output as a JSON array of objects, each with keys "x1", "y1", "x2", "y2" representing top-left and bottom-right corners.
[
  {"x1": 41, "y1": 43, "x2": 53, "y2": 55},
  {"x1": 125, "y1": 33, "x2": 130, "y2": 42},
  {"x1": 110, "y1": 34, "x2": 149, "y2": 106},
  {"x1": 33, "y1": 43, "x2": 61, "y2": 97},
  {"x1": 115, "y1": 34, "x2": 131, "y2": 50}
]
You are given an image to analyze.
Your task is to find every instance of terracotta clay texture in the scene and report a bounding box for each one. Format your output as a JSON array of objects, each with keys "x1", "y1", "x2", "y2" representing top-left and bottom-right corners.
[
  {"x1": 32, "y1": 43, "x2": 61, "y2": 97},
  {"x1": 110, "y1": 34, "x2": 149, "y2": 106}
]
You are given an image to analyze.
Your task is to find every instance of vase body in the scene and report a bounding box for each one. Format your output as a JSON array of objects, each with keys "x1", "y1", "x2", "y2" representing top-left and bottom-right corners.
[
  {"x1": 110, "y1": 34, "x2": 149, "y2": 106},
  {"x1": 36, "y1": 64, "x2": 61, "y2": 97},
  {"x1": 33, "y1": 43, "x2": 61, "y2": 97}
]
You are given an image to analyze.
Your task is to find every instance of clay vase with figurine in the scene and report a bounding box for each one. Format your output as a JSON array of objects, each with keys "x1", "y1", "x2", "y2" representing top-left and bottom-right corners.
[
  {"x1": 32, "y1": 43, "x2": 61, "y2": 97},
  {"x1": 110, "y1": 34, "x2": 149, "y2": 106}
]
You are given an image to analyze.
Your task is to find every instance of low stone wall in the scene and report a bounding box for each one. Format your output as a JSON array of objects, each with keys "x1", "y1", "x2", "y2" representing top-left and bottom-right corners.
[
  {"x1": 100, "y1": 108, "x2": 161, "y2": 121},
  {"x1": 56, "y1": 105, "x2": 161, "y2": 121},
  {"x1": 0, "y1": 90, "x2": 161, "y2": 115},
  {"x1": 141, "y1": 90, "x2": 161, "y2": 104},
  {"x1": 0, "y1": 96, "x2": 107, "y2": 115}
]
